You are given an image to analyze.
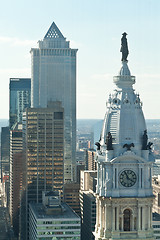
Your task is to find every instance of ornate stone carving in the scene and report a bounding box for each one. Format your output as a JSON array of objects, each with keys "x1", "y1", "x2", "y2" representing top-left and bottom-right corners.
[
  {"x1": 123, "y1": 143, "x2": 134, "y2": 151},
  {"x1": 95, "y1": 142, "x2": 101, "y2": 150},
  {"x1": 106, "y1": 132, "x2": 113, "y2": 150},
  {"x1": 142, "y1": 130, "x2": 148, "y2": 150}
]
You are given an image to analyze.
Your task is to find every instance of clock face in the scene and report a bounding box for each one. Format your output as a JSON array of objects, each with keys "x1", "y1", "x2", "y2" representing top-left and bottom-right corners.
[{"x1": 119, "y1": 170, "x2": 137, "y2": 187}]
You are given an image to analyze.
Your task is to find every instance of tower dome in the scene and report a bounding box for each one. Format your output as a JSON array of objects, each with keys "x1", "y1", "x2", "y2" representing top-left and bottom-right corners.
[{"x1": 100, "y1": 61, "x2": 146, "y2": 157}]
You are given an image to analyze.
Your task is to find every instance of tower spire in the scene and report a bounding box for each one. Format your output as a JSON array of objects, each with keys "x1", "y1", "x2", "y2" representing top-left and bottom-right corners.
[
  {"x1": 44, "y1": 22, "x2": 65, "y2": 40},
  {"x1": 114, "y1": 33, "x2": 134, "y2": 89}
]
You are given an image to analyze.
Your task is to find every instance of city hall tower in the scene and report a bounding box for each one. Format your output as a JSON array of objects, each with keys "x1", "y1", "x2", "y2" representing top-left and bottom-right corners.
[{"x1": 94, "y1": 33, "x2": 155, "y2": 240}]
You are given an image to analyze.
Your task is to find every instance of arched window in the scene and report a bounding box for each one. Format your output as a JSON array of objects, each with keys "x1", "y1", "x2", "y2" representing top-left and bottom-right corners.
[{"x1": 124, "y1": 209, "x2": 131, "y2": 231}]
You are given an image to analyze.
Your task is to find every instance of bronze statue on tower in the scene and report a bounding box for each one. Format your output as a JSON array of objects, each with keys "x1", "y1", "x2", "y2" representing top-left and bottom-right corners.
[{"x1": 120, "y1": 32, "x2": 129, "y2": 62}]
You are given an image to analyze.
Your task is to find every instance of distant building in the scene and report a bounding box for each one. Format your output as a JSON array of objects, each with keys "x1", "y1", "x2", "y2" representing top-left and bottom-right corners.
[
  {"x1": 9, "y1": 124, "x2": 23, "y2": 236},
  {"x1": 153, "y1": 160, "x2": 160, "y2": 176},
  {"x1": 79, "y1": 170, "x2": 97, "y2": 240},
  {"x1": 85, "y1": 149, "x2": 97, "y2": 171},
  {"x1": 152, "y1": 212, "x2": 160, "y2": 240},
  {"x1": 29, "y1": 191, "x2": 81, "y2": 240},
  {"x1": 63, "y1": 182, "x2": 80, "y2": 216},
  {"x1": 77, "y1": 136, "x2": 93, "y2": 150},
  {"x1": 31, "y1": 22, "x2": 78, "y2": 182},
  {"x1": 9, "y1": 78, "x2": 31, "y2": 129},
  {"x1": 9, "y1": 78, "x2": 31, "y2": 236},
  {"x1": 76, "y1": 150, "x2": 85, "y2": 165},
  {"x1": 153, "y1": 176, "x2": 160, "y2": 214},
  {"x1": 76, "y1": 164, "x2": 85, "y2": 184},
  {"x1": 2, "y1": 172, "x2": 9, "y2": 207},
  {"x1": 1, "y1": 126, "x2": 10, "y2": 180},
  {"x1": 20, "y1": 101, "x2": 64, "y2": 240}
]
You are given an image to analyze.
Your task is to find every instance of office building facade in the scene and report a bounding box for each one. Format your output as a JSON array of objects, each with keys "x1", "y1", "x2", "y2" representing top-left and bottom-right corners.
[
  {"x1": 1, "y1": 126, "x2": 10, "y2": 179},
  {"x1": 152, "y1": 212, "x2": 160, "y2": 240},
  {"x1": 80, "y1": 170, "x2": 97, "y2": 240},
  {"x1": 85, "y1": 149, "x2": 97, "y2": 171},
  {"x1": 9, "y1": 124, "x2": 23, "y2": 236},
  {"x1": 63, "y1": 182, "x2": 80, "y2": 216},
  {"x1": 30, "y1": 22, "x2": 77, "y2": 182},
  {"x1": 20, "y1": 101, "x2": 64, "y2": 239},
  {"x1": 153, "y1": 160, "x2": 160, "y2": 176},
  {"x1": 9, "y1": 78, "x2": 31, "y2": 129},
  {"x1": 152, "y1": 176, "x2": 160, "y2": 215}
]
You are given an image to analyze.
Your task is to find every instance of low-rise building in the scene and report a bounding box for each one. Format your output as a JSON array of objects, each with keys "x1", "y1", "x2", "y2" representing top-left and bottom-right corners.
[
  {"x1": 29, "y1": 191, "x2": 81, "y2": 240},
  {"x1": 153, "y1": 160, "x2": 160, "y2": 176},
  {"x1": 79, "y1": 170, "x2": 97, "y2": 240},
  {"x1": 153, "y1": 176, "x2": 160, "y2": 214},
  {"x1": 153, "y1": 212, "x2": 160, "y2": 239},
  {"x1": 63, "y1": 183, "x2": 80, "y2": 216},
  {"x1": 85, "y1": 149, "x2": 97, "y2": 171}
]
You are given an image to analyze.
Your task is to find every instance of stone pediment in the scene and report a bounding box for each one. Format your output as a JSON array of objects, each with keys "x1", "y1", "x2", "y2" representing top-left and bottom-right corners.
[{"x1": 110, "y1": 152, "x2": 146, "y2": 164}]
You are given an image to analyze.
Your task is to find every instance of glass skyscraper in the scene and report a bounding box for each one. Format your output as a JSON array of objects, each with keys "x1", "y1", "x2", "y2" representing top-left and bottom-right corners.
[
  {"x1": 9, "y1": 125, "x2": 23, "y2": 236},
  {"x1": 9, "y1": 78, "x2": 31, "y2": 129},
  {"x1": 30, "y1": 22, "x2": 78, "y2": 182},
  {"x1": 1, "y1": 126, "x2": 10, "y2": 177}
]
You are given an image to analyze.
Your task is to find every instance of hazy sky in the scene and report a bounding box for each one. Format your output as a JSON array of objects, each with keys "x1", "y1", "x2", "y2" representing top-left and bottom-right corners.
[{"x1": 0, "y1": 0, "x2": 160, "y2": 119}]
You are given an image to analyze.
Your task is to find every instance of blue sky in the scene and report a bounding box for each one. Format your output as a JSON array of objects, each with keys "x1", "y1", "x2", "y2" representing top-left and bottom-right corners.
[{"x1": 0, "y1": 0, "x2": 160, "y2": 119}]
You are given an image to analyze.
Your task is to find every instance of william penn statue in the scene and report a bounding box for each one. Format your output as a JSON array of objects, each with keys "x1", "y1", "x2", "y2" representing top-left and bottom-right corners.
[{"x1": 120, "y1": 32, "x2": 129, "y2": 61}]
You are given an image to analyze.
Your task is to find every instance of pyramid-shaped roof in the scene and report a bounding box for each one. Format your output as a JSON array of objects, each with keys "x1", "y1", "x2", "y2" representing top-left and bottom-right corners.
[{"x1": 44, "y1": 22, "x2": 65, "y2": 40}]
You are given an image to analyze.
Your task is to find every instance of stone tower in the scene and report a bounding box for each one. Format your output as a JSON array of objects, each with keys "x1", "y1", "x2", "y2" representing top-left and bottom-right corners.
[{"x1": 94, "y1": 34, "x2": 155, "y2": 240}]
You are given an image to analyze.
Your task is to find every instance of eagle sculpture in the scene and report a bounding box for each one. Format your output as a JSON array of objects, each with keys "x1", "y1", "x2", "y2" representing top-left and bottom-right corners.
[
  {"x1": 95, "y1": 142, "x2": 101, "y2": 151},
  {"x1": 123, "y1": 143, "x2": 134, "y2": 151}
]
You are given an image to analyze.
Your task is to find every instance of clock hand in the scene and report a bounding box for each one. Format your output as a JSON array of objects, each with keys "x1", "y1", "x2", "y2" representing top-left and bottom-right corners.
[
  {"x1": 124, "y1": 172, "x2": 129, "y2": 180},
  {"x1": 128, "y1": 176, "x2": 135, "y2": 183}
]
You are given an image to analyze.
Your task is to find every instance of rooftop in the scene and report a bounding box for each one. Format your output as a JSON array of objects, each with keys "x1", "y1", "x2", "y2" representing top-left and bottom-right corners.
[
  {"x1": 153, "y1": 212, "x2": 160, "y2": 221},
  {"x1": 29, "y1": 202, "x2": 80, "y2": 220},
  {"x1": 44, "y1": 22, "x2": 65, "y2": 40},
  {"x1": 44, "y1": 191, "x2": 59, "y2": 197}
]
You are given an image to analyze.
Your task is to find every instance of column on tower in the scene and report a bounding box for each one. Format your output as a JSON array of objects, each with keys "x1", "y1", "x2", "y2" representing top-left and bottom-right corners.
[
  {"x1": 96, "y1": 163, "x2": 99, "y2": 194},
  {"x1": 131, "y1": 210, "x2": 134, "y2": 231},
  {"x1": 147, "y1": 201, "x2": 153, "y2": 230},
  {"x1": 150, "y1": 205, "x2": 152, "y2": 228},
  {"x1": 142, "y1": 205, "x2": 146, "y2": 231},
  {"x1": 148, "y1": 205, "x2": 151, "y2": 229},
  {"x1": 116, "y1": 166, "x2": 119, "y2": 189},
  {"x1": 104, "y1": 200, "x2": 112, "y2": 238},
  {"x1": 100, "y1": 200, "x2": 104, "y2": 236},
  {"x1": 139, "y1": 168, "x2": 141, "y2": 189},
  {"x1": 97, "y1": 198, "x2": 104, "y2": 237},
  {"x1": 95, "y1": 198, "x2": 99, "y2": 233},
  {"x1": 121, "y1": 209, "x2": 124, "y2": 231},
  {"x1": 112, "y1": 206, "x2": 115, "y2": 231},
  {"x1": 113, "y1": 166, "x2": 115, "y2": 189},
  {"x1": 138, "y1": 204, "x2": 142, "y2": 231},
  {"x1": 116, "y1": 205, "x2": 119, "y2": 231},
  {"x1": 100, "y1": 164, "x2": 104, "y2": 195},
  {"x1": 104, "y1": 202, "x2": 108, "y2": 234}
]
